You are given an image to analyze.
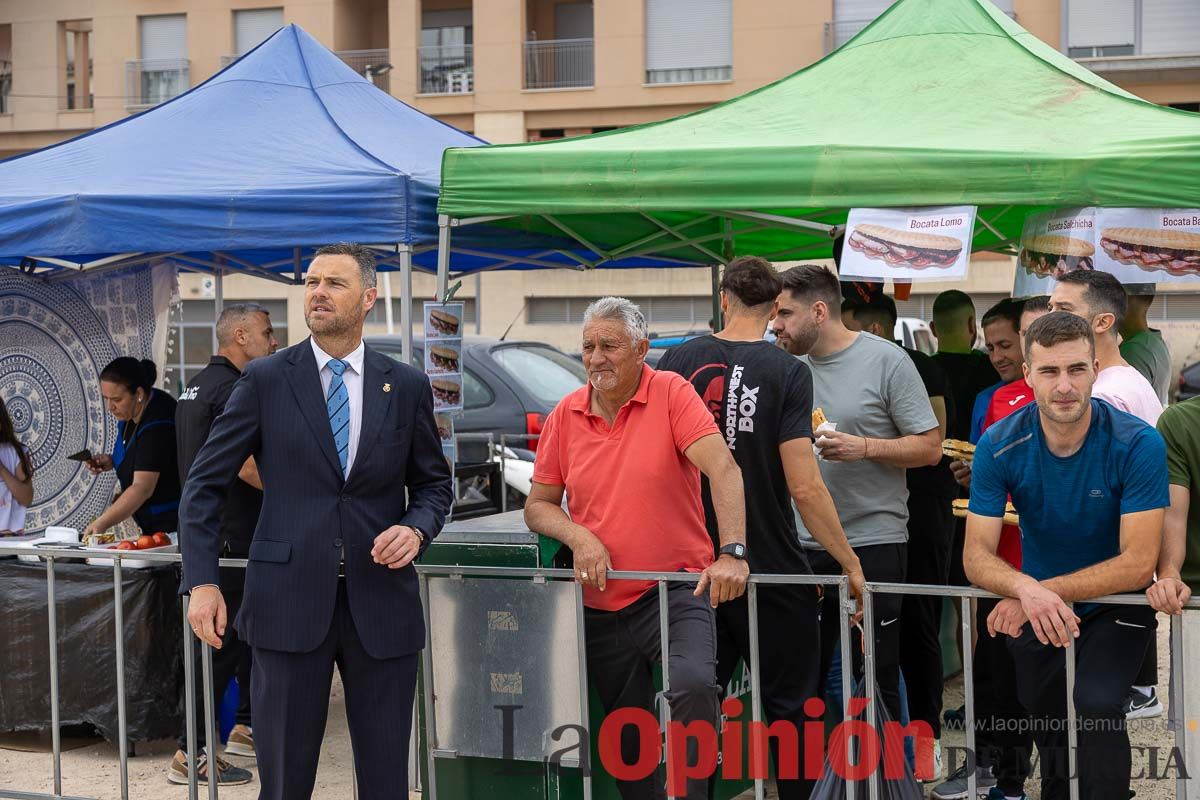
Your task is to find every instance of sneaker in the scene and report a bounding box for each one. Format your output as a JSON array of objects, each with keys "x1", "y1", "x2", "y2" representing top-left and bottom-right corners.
[
  {"x1": 167, "y1": 750, "x2": 253, "y2": 786},
  {"x1": 224, "y1": 724, "x2": 255, "y2": 758},
  {"x1": 1124, "y1": 687, "x2": 1164, "y2": 720},
  {"x1": 930, "y1": 764, "x2": 996, "y2": 799},
  {"x1": 985, "y1": 788, "x2": 1027, "y2": 800}
]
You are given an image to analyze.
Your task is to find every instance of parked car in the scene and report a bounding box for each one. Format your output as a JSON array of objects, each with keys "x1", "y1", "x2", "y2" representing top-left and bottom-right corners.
[
  {"x1": 366, "y1": 336, "x2": 586, "y2": 464},
  {"x1": 896, "y1": 316, "x2": 936, "y2": 354},
  {"x1": 1179, "y1": 358, "x2": 1200, "y2": 401}
]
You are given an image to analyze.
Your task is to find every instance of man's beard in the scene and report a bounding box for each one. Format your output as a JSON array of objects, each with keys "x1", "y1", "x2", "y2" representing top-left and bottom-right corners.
[
  {"x1": 779, "y1": 323, "x2": 819, "y2": 356},
  {"x1": 306, "y1": 310, "x2": 353, "y2": 337},
  {"x1": 1041, "y1": 396, "x2": 1089, "y2": 425}
]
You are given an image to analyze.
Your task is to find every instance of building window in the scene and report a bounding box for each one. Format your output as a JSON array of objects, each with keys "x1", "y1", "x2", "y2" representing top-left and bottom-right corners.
[
  {"x1": 0, "y1": 25, "x2": 10, "y2": 115},
  {"x1": 645, "y1": 0, "x2": 732, "y2": 84},
  {"x1": 164, "y1": 299, "x2": 289, "y2": 396},
  {"x1": 420, "y1": 8, "x2": 474, "y2": 94},
  {"x1": 527, "y1": 296, "x2": 712, "y2": 328},
  {"x1": 1067, "y1": 0, "x2": 1135, "y2": 57},
  {"x1": 129, "y1": 14, "x2": 189, "y2": 110},
  {"x1": 365, "y1": 298, "x2": 478, "y2": 329},
  {"x1": 59, "y1": 20, "x2": 93, "y2": 110},
  {"x1": 234, "y1": 8, "x2": 283, "y2": 56}
]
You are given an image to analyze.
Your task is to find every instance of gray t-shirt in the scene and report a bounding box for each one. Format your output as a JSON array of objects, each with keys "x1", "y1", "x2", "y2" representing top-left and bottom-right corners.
[
  {"x1": 1120, "y1": 329, "x2": 1171, "y2": 406},
  {"x1": 795, "y1": 332, "x2": 939, "y2": 549}
]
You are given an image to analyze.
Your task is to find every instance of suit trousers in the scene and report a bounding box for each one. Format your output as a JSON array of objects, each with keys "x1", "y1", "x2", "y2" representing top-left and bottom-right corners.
[{"x1": 252, "y1": 580, "x2": 418, "y2": 800}]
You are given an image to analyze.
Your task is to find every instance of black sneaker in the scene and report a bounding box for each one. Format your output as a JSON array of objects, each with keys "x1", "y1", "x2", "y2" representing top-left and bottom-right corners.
[
  {"x1": 1123, "y1": 687, "x2": 1163, "y2": 720},
  {"x1": 167, "y1": 750, "x2": 253, "y2": 785}
]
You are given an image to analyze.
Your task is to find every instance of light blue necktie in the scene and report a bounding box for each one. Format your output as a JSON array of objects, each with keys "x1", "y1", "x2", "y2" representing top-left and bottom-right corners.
[{"x1": 327, "y1": 359, "x2": 350, "y2": 475}]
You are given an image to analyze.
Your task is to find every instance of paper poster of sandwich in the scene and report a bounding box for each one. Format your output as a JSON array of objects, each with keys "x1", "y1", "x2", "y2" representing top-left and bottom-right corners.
[
  {"x1": 424, "y1": 302, "x2": 464, "y2": 340},
  {"x1": 431, "y1": 375, "x2": 463, "y2": 412},
  {"x1": 1013, "y1": 208, "x2": 1096, "y2": 297},
  {"x1": 1093, "y1": 208, "x2": 1200, "y2": 284},
  {"x1": 426, "y1": 342, "x2": 461, "y2": 375},
  {"x1": 434, "y1": 413, "x2": 454, "y2": 443},
  {"x1": 840, "y1": 206, "x2": 976, "y2": 281}
]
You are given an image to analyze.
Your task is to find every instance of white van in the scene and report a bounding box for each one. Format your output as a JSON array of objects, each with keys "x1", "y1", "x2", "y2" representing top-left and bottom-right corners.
[{"x1": 896, "y1": 317, "x2": 935, "y2": 355}]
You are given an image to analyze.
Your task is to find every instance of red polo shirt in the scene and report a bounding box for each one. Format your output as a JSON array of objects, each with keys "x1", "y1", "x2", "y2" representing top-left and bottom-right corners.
[
  {"x1": 533, "y1": 364, "x2": 719, "y2": 611},
  {"x1": 983, "y1": 378, "x2": 1035, "y2": 568}
]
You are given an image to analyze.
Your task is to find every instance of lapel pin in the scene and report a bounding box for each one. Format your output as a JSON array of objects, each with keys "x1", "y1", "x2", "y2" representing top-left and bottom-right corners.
[{"x1": 383, "y1": 383, "x2": 392, "y2": 393}]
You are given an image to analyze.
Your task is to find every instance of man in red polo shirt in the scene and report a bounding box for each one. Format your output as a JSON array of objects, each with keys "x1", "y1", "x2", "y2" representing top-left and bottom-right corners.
[
  {"x1": 525, "y1": 296, "x2": 748, "y2": 800},
  {"x1": 938, "y1": 296, "x2": 1047, "y2": 800}
]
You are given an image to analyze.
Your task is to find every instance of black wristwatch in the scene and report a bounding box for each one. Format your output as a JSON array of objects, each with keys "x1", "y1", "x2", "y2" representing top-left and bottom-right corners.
[{"x1": 719, "y1": 542, "x2": 747, "y2": 560}]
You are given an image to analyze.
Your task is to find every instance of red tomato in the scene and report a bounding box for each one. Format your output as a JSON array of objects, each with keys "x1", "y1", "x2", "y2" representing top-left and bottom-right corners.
[
  {"x1": 136, "y1": 534, "x2": 156, "y2": 550},
  {"x1": 151, "y1": 532, "x2": 170, "y2": 547},
  {"x1": 116, "y1": 541, "x2": 135, "y2": 551}
]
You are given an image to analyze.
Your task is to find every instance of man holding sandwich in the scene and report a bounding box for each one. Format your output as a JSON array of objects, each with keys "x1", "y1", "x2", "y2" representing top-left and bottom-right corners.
[{"x1": 965, "y1": 311, "x2": 1167, "y2": 800}]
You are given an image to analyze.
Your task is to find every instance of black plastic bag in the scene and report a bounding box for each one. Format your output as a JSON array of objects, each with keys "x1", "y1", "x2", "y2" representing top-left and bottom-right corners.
[{"x1": 810, "y1": 680, "x2": 925, "y2": 800}]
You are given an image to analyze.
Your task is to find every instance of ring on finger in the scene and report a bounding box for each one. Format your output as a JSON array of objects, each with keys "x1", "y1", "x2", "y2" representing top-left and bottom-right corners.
[{"x1": 581, "y1": 571, "x2": 589, "y2": 579}]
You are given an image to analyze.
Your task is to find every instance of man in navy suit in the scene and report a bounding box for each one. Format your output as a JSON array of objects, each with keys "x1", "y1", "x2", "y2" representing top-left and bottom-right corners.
[{"x1": 180, "y1": 243, "x2": 453, "y2": 799}]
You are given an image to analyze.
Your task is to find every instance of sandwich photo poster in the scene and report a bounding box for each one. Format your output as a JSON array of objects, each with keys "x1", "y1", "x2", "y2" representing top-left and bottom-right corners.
[
  {"x1": 1094, "y1": 208, "x2": 1200, "y2": 284},
  {"x1": 1013, "y1": 207, "x2": 1096, "y2": 297},
  {"x1": 423, "y1": 301, "x2": 465, "y2": 413},
  {"x1": 839, "y1": 206, "x2": 977, "y2": 282}
]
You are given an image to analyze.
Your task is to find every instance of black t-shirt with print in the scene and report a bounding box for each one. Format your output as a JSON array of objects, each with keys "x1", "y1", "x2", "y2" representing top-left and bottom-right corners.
[
  {"x1": 115, "y1": 388, "x2": 181, "y2": 534},
  {"x1": 657, "y1": 336, "x2": 813, "y2": 575}
]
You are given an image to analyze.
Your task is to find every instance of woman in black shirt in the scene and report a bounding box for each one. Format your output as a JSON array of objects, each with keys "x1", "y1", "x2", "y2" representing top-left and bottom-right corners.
[{"x1": 84, "y1": 357, "x2": 181, "y2": 537}]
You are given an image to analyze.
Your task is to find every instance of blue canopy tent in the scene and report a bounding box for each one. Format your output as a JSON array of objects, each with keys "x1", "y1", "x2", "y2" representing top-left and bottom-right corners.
[{"x1": 0, "y1": 24, "x2": 697, "y2": 353}]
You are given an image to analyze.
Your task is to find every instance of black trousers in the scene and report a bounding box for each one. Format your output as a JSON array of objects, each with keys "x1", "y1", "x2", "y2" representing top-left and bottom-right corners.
[
  {"x1": 1133, "y1": 624, "x2": 1159, "y2": 687},
  {"x1": 1007, "y1": 603, "x2": 1154, "y2": 800},
  {"x1": 972, "y1": 598, "x2": 1032, "y2": 795},
  {"x1": 177, "y1": 589, "x2": 249, "y2": 751},
  {"x1": 899, "y1": 492, "x2": 955, "y2": 739},
  {"x1": 810, "y1": 543, "x2": 907, "y2": 725},
  {"x1": 585, "y1": 581, "x2": 720, "y2": 800},
  {"x1": 711, "y1": 583, "x2": 821, "y2": 800},
  {"x1": 236, "y1": 644, "x2": 253, "y2": 727},
  {"x1": 252, "y1": 580, "x2": 418, "y2": 800}
]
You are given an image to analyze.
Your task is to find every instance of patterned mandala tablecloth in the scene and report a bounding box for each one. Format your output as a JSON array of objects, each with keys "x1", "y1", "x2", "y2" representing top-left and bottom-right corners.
[{"x1": 0, "y1": 263, "x2": 176, "y2": 534}]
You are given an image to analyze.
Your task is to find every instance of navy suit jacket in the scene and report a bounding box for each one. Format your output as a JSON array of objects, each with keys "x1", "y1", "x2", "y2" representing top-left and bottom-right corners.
[{"x1": 179, "y1": 339, "x2": 453, "y2": 659}]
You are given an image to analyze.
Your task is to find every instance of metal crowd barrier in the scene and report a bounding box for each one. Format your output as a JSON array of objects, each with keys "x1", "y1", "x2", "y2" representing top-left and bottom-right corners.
[{"x1": 0, "y1": 546, "x2": 1194, "y2": 800}]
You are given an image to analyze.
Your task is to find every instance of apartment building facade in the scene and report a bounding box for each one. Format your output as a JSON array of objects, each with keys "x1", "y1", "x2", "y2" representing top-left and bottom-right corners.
[{"x1": 2, "y1": 0, "x2": 1199, "y2": 384}]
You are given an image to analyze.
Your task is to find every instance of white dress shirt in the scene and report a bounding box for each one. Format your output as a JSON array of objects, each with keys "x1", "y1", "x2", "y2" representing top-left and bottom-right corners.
[{"x1": 311, "y1": 337, "x2": 365, "y2": 477}]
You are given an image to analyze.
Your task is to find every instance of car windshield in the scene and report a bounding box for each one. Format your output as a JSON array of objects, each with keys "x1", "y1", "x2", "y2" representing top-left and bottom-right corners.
[{"x1": 491, "y1": 345, "x2": 586, "y2": 406}]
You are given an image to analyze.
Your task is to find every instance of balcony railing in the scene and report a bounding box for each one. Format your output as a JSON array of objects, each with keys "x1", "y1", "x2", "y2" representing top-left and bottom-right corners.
[
  {"x1": 824, "y1": 11, "x2": 1017, "y2": 53},
  {"x1": 220, "y1": 48, "x2": 391, "y2": 91},
  {"x1": 419, "y1": 43, "x2": 474, "y2": 95},
  {"x1": 0, "y1": 60, "x2": 11, "y2": 114},
  {"x1": 125, "y1": 58, "x2": 190, "y2": 110},
  {"x1": 523, "y1": 37, "x2": 594, "y2": 90}
]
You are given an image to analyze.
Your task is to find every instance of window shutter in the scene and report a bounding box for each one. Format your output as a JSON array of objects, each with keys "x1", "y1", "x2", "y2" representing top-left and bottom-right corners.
[
  {"x1": 645, "y1": 0, "x2": 732, "y2": 72},
  {"x1": 140, "y1": 14, "x2": 187, "y2": 60},
  {"x1": 234, "y1": 8, "x2": 283, "y2": 56}
]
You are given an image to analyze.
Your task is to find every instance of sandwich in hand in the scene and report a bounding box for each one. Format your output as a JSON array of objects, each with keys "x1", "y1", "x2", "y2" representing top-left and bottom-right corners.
[
  {"x1": 429, "y1": 308, "x2": 462, "y2": 336},
  {"x1": 847, "y1": 225, "x2": 963, "y2": 269},
  {"x1": 952, "y1": 498, "x2": 1019, "y2": 526},
  {"x1": 942, "y1": 439, "x2": 976, "y2": 462},
  {"x1": 1100, "y1": 228, "x2": 1200, "y2": 276},
  {"x1": 1019, "y1": 235, "x2": 1095, "y2": 278},
  {"x1": 812, "y1": 407, "x2": 829, "y2": 430},
  {"x1": 431, "y1": 379, "x2": 462, "y2": 406}
]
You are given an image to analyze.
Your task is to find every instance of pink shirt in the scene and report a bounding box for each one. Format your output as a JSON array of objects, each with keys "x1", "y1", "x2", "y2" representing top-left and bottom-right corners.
[
  {"x1": 533, "y1": 364, "x2": 719, "y2": 611},
  {"x1": 1093, "y1": 365, "x2": 1163, "y2": 426}
]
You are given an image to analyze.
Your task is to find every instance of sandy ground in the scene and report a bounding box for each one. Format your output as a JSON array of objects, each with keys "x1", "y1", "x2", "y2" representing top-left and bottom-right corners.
[{"x1": 1, "y1": 618, "x2": 1182, "y2": 800}]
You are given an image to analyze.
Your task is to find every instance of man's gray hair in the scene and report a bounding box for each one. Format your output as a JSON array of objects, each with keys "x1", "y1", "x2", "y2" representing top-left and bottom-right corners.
[
  {"x1": 215, "y1": 302, "x2": 270, "y2": 346},
  {"x1": 582, "y1": 297, "x2": 648, "y2": 343},
  {"x1": 315, "y1": 242, "x2": 378, "y2": 289}
]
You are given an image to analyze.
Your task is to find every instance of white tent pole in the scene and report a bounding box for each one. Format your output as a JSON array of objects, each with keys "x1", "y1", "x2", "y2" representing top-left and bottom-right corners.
[
  {"x1": 400, "y1": 245, "x2": 414, "y2": 364},
  {"x1": 436, "y1": 215, "x2": 452, "y2": 301},
  {"x1": 382, "y1": 272, "x2": 395, "y2": 335},
  {"x1": 215, "y1": 269, "x2": 224, "y2": 316}
]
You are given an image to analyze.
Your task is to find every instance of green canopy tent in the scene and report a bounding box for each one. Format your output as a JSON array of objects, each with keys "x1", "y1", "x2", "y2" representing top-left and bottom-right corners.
[{"x1": 435, "y1": 0, "x2": 1200, "y2": 298}]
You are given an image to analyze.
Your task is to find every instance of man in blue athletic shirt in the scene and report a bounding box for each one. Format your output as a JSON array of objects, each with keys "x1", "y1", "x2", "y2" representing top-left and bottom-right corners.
[{"x1": 964, "y1": 311, "x2": 1168, "y2": 800}]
